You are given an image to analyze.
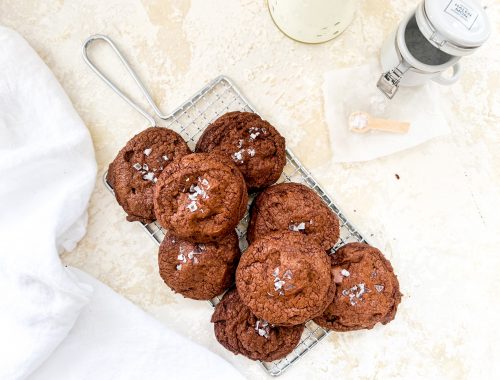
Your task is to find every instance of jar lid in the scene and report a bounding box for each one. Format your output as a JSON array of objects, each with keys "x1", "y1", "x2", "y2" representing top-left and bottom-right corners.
[{"x1": 416, "y1": 0, "x2": 491, "y2": 56}]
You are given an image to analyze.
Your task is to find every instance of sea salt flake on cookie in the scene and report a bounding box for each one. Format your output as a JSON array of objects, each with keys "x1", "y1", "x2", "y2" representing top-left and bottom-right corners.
[
  {"x1": 186, "y1": 202, "x2": 197, "y2": 212},
  {"x1": 257, "y1": 328, "x2": 269, "y2": 338},
  {"x1": 143, "y1": 172, "x2": 155, "y2": 181},
  {"x1": 356, "y1": 283, "x2": 367, "y2": 298},
  {"x1": 341, "y1": 269, "x2": 350, "y2": 277},
  {"x1": 255, "y1": 321, "x2": 270, "y2": 338},
  {"x1": 231, "y1": 150, "x2": 244, "y2": 163},
  {"x1": 283, "y1": 270, "x2": 293, "y2": 280},
  {"x1": 289, "y1": 222, "x2": 306, "y2": 232},
  {"x1": 274, "y1": 280, "x2": 285, "y2": 291},
  {"x1": 349, "y1": 294, "x2": 357, "y2": 306},
  {"x1": 249, "y1": 132, "x2": 260, "y2": 140},
  {"x1": 188, "y1": 251, "x2": 199, "y2": 260}
]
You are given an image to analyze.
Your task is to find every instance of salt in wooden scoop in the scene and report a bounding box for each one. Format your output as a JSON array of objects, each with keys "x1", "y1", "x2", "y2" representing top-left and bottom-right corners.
[{"x1": 348, "y1": 111, "x2": 410, "y2": 134}]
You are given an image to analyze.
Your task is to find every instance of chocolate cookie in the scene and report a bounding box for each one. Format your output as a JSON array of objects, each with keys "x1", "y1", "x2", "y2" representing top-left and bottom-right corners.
[
  {"x1": 211, "y1": 289, "x2": 304, "y2": 361},
  {"x1": 236, "y1": 231, "x2": 335, "y2": 326},
  {"x1": 314, "y1": 243, "x2": 402, "y2": 331},
  {"x1": 248, "y1": 183, "x2": 340, "y2": 251},
  {"x1": 107, "y1": 127, "x2": 191, "y2": 223},
  {"x1": 154, "y1": 153, "x2": 248, "y2": 242},
  {"x1": 195, "y1": 111, "x2": 286, "y2": 191},
  {"x1": 158, "y1": 231, "x2": 240, "y2": 300}
]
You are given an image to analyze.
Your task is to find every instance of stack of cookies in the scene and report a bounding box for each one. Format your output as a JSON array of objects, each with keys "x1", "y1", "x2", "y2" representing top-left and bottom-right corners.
[{"x1": 108, "y1": 111, "x2": 402, "y2": 363}]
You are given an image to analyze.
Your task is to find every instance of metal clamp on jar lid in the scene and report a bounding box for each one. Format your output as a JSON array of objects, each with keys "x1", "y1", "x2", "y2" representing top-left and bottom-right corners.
[{"x1": 377, "y1": 0, "x2": 491, "y2": 99}]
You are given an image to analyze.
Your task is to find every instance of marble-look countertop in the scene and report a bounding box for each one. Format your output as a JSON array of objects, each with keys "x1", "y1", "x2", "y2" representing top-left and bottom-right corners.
[{"x1": 2, "y1": 1, "x2": 499, "y2": 379}]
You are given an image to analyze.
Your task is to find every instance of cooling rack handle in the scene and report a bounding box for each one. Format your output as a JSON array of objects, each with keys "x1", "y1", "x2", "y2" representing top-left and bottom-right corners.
[{"x1": 82, "y1": 34, "x2": 168, "y2": 126}]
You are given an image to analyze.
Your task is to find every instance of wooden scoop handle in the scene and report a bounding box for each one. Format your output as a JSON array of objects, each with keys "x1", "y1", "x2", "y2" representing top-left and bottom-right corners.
[{"x1": 368, "y1": 117, "x2": 410, "y2": 134}]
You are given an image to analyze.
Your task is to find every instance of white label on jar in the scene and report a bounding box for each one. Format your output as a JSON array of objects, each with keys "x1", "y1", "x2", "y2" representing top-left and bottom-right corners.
[{"x1": 445, "y1": 0, "x2": 479, "y2": 29}]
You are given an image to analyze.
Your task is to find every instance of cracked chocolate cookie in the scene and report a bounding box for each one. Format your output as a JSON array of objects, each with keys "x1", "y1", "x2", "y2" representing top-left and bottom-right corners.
[
  {"x1": 236, "y1": 231, "x2": 335, "y2": 326},
  {"x1": 154, "y1": 153, "x2": 248, "y2": 242},
  {"x1": 195, "y1": 111, "x2": 286, "y2": 191},
  {"x1": 314, "y1": 243, "x2": 402, "y2": 331},
  {"x1": 107, "y1": 127, "x2": 191, "y2": 223},
  {"x1": 211, "y1": 289, "x2": 304, "y2": 361},
  {"x1": 247, "y1": 182, "x2": 340, "y2": 251},
  {"x1": 158, "y1": 231, "x2": 240, "y2": 300}
]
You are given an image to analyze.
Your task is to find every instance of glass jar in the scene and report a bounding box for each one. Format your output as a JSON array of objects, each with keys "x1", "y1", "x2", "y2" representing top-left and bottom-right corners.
[
  {"x1": 268, "y1": 0, "x2": 358, "y2": 44},
  {"x1": 378, "y1": 0, "x2": 491, "y2": 99}
]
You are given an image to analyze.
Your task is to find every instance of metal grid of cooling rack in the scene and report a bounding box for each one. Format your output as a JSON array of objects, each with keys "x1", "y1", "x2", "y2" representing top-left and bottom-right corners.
[{"x1": 104, "y1": 75, "x2": 367, "y2": 377}]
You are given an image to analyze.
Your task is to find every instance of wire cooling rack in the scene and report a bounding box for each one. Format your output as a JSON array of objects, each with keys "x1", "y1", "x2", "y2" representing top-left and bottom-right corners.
[{"x1": 104, "y1": 76, "x2": 367, "y2": 376}]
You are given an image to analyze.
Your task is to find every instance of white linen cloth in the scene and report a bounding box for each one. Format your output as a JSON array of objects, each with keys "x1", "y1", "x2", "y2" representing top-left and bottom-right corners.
[
  {"x1": 31, "y1": 268, "x2": 244, "y2": 380},
  {"x1": 0, "y1": 26, "x2": 244, "y2": 380},
  {"x1": 323, "y1": 59, "x2": 450, "y2": 162},
  {"x1": 0, "y1": 26, "x2": 97, "y2": 380}
]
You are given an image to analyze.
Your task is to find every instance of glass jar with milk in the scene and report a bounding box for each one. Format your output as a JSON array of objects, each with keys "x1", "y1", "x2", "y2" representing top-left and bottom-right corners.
[{"x1": 268, "y1": 0, "x2": 358, "y2": 44}]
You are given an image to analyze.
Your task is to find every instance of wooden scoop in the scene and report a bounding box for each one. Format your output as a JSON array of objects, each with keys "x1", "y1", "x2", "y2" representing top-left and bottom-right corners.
[{"x1": 348, "y1": 111, "x2": 410, "y2": 134}]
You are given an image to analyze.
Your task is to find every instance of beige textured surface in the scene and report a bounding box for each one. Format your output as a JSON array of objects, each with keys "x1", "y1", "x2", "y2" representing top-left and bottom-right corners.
[{"x1": 2, "y1": 0, "x2": 500, "y2": 379}]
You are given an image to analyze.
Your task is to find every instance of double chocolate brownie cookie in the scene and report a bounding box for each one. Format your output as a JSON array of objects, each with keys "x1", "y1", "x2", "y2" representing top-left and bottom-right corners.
[
  {"x1": 107, "y1": 127, "x2": 190, "y2": 223},
  {"x1": 154, "y1": 153, "x2": 248, "y2": 242},
  {"x1": 236, "y1": 231, "x2": 335, "y2": 326},
  {"x1": 212, "y1": 289, "x2": 304, "y2": 361},
  {"x1": 314, "y1": 243, "x2": 402, "y2": 331},
  {"x1": 195, "y1": 111, "x2": 286, "y2": 191},
  {"x1": 248, "y1": 183, "x2": 340, "y2": 251},
  {"x1": 158, "y1": 231, "x2": 240, "y2": 300}
]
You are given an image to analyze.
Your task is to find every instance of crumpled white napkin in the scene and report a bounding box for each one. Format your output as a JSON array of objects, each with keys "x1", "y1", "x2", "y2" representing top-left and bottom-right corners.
[
  {"x1": 323, "y1": 59, "x2": 450, "y2": 162},
  {"x1": 30, "y1": 268, "x2": 244, "y2": 380},
  {"x1": 0, "y1": 26, "x2": 97, "y2": 380}
]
